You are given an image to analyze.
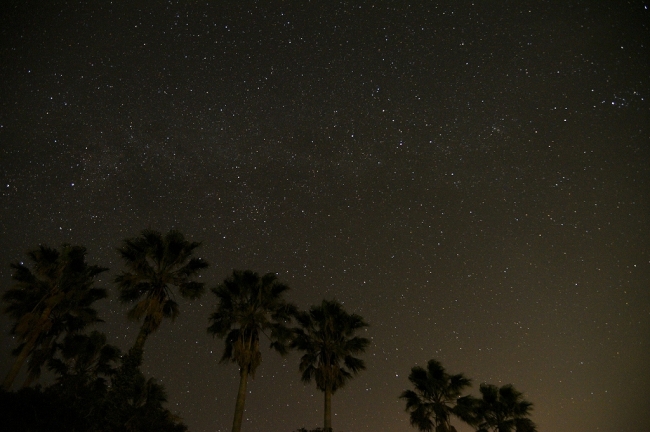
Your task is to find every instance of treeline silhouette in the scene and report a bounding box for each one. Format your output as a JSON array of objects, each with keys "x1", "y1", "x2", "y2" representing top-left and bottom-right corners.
[{"x1": 0, "y1": 230, "x2": 535, "y2": 432}]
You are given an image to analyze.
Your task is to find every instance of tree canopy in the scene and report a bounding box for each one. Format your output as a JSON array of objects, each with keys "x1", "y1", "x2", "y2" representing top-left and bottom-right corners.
[
  {"x1": 292, "y1": 299, "x2": 370, "y2": 432},
  {"x1": 115, "y1": 229, "x2": 208, "y2": 356},
  {"x1": 208, "y1": 269, "x2": 296, "y2": 432},
  {"x1": 2, "y1": 244, "x2": 107, "y2": 390},
  {"x1": 400, "y1": 359, "x2": 472, "y2": 432}
]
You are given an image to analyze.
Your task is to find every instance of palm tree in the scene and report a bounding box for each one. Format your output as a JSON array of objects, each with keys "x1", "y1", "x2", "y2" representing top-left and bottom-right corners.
[
  {"x1": 115, "y1": 229, "x2": 208, "y2": 358},
  {"x1": 470, "y1": 384, "x2": 537, "y2": 432},
  {"x1": 292, "y1": 299, "x2": 370, "y2": 432},
  {"x1": 207, "y1": 270, "x2": 296, "y2": 432},
  {"x1": 1, "y1": 244, "x2": 107, "y2": 390},
  {"x1": 21, "y1": 270, "x2": 109, "y2": 388},
  {"x1": 400, "y1": 359, "x2": 472, "y2": 432}
]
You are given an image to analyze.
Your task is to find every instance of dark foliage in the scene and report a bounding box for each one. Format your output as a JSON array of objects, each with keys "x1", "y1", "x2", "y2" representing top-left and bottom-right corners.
[
  {"x1": 0, "y1": 344, "x2": 187, "y2": 432},
  {"x1": 464, "y1": 383, "x2": 538, "y2": 432},
  {"x1": 208, "y1": 269, "x2": 296, "y2": 432},
  {"x1": 292, "y1": 299, "x2": 370, "y2": 432},
  {"x1": 400, "y1": 359, "x2": 472, "y2": 432},
  {"x1": 115, "y1": 229, "x2": 208, "y2": 354},
  {"x1": 208, "y1": 270, "x2": 297, "y2": 374},
  {"x1": 292, "y1": 299, "x2": 370, "y2": 394},
  {"x1": 2, "y1": 244, "x2": 107, "y2": 389}
]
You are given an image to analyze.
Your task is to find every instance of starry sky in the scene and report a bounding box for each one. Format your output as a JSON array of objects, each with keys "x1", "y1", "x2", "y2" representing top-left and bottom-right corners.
[{"x1": 1, "y1": 1, "x2": 649, "y2": 431}]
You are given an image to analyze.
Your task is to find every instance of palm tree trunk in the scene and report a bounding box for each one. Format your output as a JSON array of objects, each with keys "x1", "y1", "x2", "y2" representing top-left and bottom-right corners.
[
  {"x1": 22, "y1": 370, "x2": 36, "y2": 388},
  {"x1": 231, "y1": 366, "x2": 249, "y2": 432},
  {"x1": 2, "y1": 305, "x2": 55, "y2": 390},
  {"x1": 2, "y1": 337, "x2": 34, "y2": 390},
  {"x1": 133, "y1": 325, "x2": 149, "y2": 352},
  {"x1": 324, "y1": 386, "x2": 332, "y2": 432}
]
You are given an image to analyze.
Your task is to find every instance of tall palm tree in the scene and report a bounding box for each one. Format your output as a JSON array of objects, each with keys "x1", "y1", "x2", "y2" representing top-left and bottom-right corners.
[
  {"x1": 115, "y1": 229, "x2": 208, "y2": 358},
  {"x1": 400, "y1": 359, "x2": 472, "y2": 432},
  {"x1": 207, "y1": 270, "x2": 296, "y2": 432},
  {"x1": 2, "y1": 244, "x2": 107, "y2": 390},
  {"x1": 292, "y1": 299, "x2": 370, "y2": 432},
  {"x1": 21, "y1": 265, "x2": 109, "y2": 389},
  {"x1": 470, "y1": 384, "x2": 537, "y2": 432}
]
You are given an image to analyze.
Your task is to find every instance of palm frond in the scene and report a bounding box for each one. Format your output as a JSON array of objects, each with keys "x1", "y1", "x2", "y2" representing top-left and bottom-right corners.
[
  {"x1": 291, "y1": 299, "x2": 370, "y2": 395},
  {"x1": 474, "y1": 383, "x2": 536, "y2": 431},
  {"x1": 1, "y1": 244, "x2": 107, "y2": 389},
  {"x1": 178, "y1": 281, "x2": 205, "y2": 299},
  {"x1": 208, "y1": 270, "x2": 296, "y2": 375},
  {"x1": 400, "y1": 359, "x2": 472, "y2": 432},
  {"x1": 115, "y1": 230, "x2": 207, "y2": 351}
]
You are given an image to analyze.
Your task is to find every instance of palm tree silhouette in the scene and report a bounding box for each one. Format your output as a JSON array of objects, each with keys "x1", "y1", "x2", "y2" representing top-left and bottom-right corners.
[
  {"x1": 207, "y1": 270, "x2": 296, "y2": 432},
  {"x1": 292, "y1": 299, "x2": 370, "y2": 432},
  {"x1": 470, "y1": 383, "x2": 537, "y2": 432},
  {"x1": 2, "y1": 244, "x2": 107, "y2": 390},
  {"x1": 115, "y1": 229, "x2": 208, "y2": 359},
  {"x1": 48, "y1": 330, "x2": 121, "y2": 389},
  {"x1": 400, "y1": 359, "x2": 472, "y2": 432}
]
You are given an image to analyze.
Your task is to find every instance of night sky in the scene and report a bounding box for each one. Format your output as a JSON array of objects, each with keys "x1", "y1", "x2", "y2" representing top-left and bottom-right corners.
[{"x1": 1, "y1": 1, "x2": 649, "y2": 431}]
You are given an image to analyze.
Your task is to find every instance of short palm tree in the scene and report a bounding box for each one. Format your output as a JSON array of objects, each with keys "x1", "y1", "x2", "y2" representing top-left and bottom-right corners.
[
  {"x1": 2, "y1": 244, "x2": 107, "y2": 390},
  {"x1": 400, "y1": 359, "x2": 472, "y2": 432},
  {"x1": 292, "y1": 299, "x2": 370, "y2": 432},
  {"x1": 115, "y1": 229, "x2": 208, "y2": 358},
  {"x1": 207, "y1": 270, "x2": 296, "y2": 432},
  {"x1": 471, "y1": 384, "x2": 537, "y2": 432},
  {"x1": 46, "y1": 330, "x2": 121, "y2": 426},
  {"x1": 48, "y1": 330, "x2": 121, "y2": 388}
]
